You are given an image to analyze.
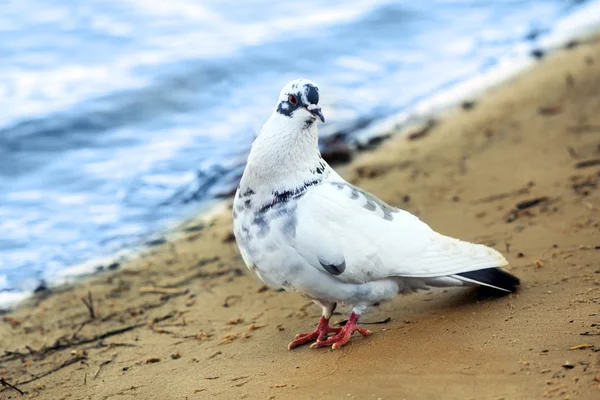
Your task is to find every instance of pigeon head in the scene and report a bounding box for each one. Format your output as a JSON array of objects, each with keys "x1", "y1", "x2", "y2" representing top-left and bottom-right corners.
[{"x1": 275, "y1": 79, "x2": 325, "y2": 124}]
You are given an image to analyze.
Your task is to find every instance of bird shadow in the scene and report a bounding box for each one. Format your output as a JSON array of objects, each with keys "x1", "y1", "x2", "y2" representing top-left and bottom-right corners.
[{"x1": 365, "y1": 285, "x2": 519, "y2": 327}]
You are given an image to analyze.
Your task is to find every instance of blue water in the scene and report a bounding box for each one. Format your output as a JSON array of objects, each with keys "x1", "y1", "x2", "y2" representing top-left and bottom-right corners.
[{"x1": 0, "y1": 0, "x2": 597, "y2": 301}]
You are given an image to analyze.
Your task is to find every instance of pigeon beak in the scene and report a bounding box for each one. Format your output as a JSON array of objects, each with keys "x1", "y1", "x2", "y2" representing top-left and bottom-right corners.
[{"x1": 308, "y1": 107, "x2": 325, "y2": 123}]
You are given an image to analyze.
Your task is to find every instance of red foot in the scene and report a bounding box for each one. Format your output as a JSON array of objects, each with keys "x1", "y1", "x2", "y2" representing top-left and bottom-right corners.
[
  {"x1": 287, "y1": 316, "x2": 342, "y2": 350},
  {"x1": 309, "y1": 312, "x2": 371, "y2": 349}
]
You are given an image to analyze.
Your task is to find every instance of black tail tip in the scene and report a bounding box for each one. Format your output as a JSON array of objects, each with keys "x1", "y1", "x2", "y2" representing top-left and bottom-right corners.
[{"x1": 457, "y1": 267, "x2": 520, "y2": 296}]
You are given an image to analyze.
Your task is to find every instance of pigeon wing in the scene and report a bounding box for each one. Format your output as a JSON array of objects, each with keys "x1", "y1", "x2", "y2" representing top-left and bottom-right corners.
[{"x1": 293, "y1": 181, "x2": 507, "y2": 284}]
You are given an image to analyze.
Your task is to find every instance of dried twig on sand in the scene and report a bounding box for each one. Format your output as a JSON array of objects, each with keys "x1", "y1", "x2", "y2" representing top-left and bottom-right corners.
[
  {"x1": 93, "y1": 356, "x2": 116, "y2": 380},
  {"x1": 2, "y1": 313, "x2": 175, "y2": 364},
  {"x1": 80, "y1": 291, "x2": 95, "y2": 319},
  {"x1": 472, "y1": 186, "x2": 530, "y2": 204},
  {"x1": 223, "y1": 295, "x2": 241, "y2": 308},
  {"x1": 14, "y1": 355, "x2": 87, "y2": 388},
  {"x1": 575, "y1": 158, "x2": 600, "y2": 169},
  {"x1": 139, "y1": 286, "x2": 188, "y2": 296},
  {"x1": 0, "y1": 377, "x2": 25, "y2": 395}
]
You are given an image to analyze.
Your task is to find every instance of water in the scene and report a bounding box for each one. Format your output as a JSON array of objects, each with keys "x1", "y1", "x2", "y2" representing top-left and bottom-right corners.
[{"x1": 1, "y1": 0, "x2": 598, "y2": 304}]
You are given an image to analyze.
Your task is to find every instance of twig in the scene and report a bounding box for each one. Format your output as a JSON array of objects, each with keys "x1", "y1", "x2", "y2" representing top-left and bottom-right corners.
[
  {"x1": 139, "y1": 287, "x2": 189, "y2": 296},
  {"x1": 170, "y1": 269, "x2": 241, "y2": 289},
  {"x1": 1, "y1": 350, "x2": 28, "y2": 361},
  {"x1": 11, "y1": 355, "x2": 87, "y2": 388},
  {"x1": 472, "y1": 187, "x2": 530, "y2": 204},
  {"x1": 223, "y1": 295, "x2": 241, "y2": 308},
  {"x1": 0, "y1": 377, "x2": 25, "y2": 395},
  {"x1": 80, "y1": 291, "x2": 95, "y2": 319},
  {"x1": 568, "y1": 124, "x2": 600, "y2": 134},
  {"x1": 575, "y1": 158, "x2": 600, "y2": 169},
  {"x1": 2, "y1": 312, "x2": 175, "y2": 363},
  {"x1": 2, "y1": 324, "x2": 144, "y2": 363},
  {"x1": 93, "y1": 356, "x2": 116, "y2": 380},
  {"x1": 515, "y1": 196, "x2": 549, "y2": 210},
  {"x1": 71, "y1": 319, "x2": 92, "y2": 341}
]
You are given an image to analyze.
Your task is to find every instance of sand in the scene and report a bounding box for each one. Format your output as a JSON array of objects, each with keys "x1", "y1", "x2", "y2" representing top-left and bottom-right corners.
[{"x1": 1, "y1": 37, "x2": 600, "y2": 400}]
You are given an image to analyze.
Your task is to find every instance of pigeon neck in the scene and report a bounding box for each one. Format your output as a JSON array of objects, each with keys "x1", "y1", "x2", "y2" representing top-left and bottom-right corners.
[{"x1": 239, "y1": 113, "x2": 330, "y2": 205}]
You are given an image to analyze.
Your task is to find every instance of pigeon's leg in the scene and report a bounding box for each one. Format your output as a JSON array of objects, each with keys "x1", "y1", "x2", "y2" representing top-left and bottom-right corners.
[
  {"x1": 287, "y1": 301, "x2": 341, "y2": 350},
  {"x1": 310, "y1": 311, "x2": 371, "y2": 350}
]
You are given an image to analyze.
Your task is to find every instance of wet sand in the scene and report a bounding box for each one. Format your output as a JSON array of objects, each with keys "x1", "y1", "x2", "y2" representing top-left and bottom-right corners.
[{"x1": 1, "y1": 37, "x2": 600, "y2": 400}]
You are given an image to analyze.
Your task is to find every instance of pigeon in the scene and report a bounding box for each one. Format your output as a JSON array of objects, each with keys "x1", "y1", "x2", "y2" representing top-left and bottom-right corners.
[{"x1": 232, "y1": 78, "x2": 520, "y2": 350}]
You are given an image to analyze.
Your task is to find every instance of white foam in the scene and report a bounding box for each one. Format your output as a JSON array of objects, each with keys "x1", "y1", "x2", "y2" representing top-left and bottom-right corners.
[
  {"x1": 353, "y1": 5, "x2": 600, "y2": 145},
  {"x1": 0, "y1": 291, "x2": 30, "y2": 309},
  {"x1": 540, "y1": 1, "x2": 600, "y2": 49}
]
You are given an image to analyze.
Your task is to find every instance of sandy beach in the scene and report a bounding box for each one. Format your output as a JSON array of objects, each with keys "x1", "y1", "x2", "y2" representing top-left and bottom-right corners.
[{"x1": 2, "y1": 36, "x2": 600, "y2": 400}]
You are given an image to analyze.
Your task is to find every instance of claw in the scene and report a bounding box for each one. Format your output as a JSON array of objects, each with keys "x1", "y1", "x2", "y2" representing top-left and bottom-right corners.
[
  {"x1": 309, "y1": 312, "x2": 371, "y2": 350},
  {"x1": 287, "y1": 316, "x2": 341, "y2": 350}
]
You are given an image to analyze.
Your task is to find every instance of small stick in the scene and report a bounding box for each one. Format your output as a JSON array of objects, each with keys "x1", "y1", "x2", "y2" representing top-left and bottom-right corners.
[
  {"x1": 139, "y1": 287, "x2": 188, "y2": 295},
  {"x1": 93, "y1": 357, "x2": 115, "y2": 380},
  {"x1": 575, "y1": 158, "x2": 600, "y2": 169},
  {"x1": 0, "y1": 377, "x2": 25, "y2": 395},
  {"x1": 72, "y1": 319, "x2": 92, "y2": 340},
  {"x1": 223, "y1": 295, "x2": 241, "y2": 308},
  {"x1": 80, "y1": 291, "x2": 95, "y2": 319},
  {"x1": 472, "y1": 187, "x2": 530, "y2": 204},
  {"x1": 515, "y1": 196, "x2": 549, "y2": 210},
  {"x1": 11, "y1": 355, "x2": 87, "y2": 387}
]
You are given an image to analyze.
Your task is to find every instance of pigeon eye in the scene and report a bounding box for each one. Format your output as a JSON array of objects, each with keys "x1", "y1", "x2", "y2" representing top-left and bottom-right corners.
[{"x1": 288, "y1": 95, "x2": 298, "y2": 105}]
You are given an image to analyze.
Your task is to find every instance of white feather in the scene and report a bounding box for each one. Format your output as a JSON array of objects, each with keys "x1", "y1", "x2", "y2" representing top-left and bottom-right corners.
[{"x1": 293, "y1": 178, "x2": 507, "y2": 283}]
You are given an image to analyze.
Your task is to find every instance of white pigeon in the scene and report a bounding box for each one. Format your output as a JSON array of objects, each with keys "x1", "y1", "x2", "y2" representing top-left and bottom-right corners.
[{"x1": 233, "y1": 79, "x2": 519, "y2": 350}]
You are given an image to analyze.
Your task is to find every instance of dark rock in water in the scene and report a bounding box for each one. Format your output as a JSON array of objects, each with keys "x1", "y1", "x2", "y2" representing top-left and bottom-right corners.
[
  {"x1": 108, "y1": 262, "x2": 120, "y2": 270},
  {"x1": 320, "y1": 133, "x2": 353, "y2": 165},
  {"x1": 406, "y1": 120, "x2": 436, "y2": 142},
  {"x1": 163, "y1": 165, "x2": 229, "y2": 205},
  {"x1": 360, "y1": 134, "x2": 392, "y2": 150},
  {"x1": 214, "y1": 185, "x2": 238, "y2": 198},
  {"x1": 531, "y1": 49, "x2": 545, "y2": 59},
  {"x1": 33, "y1": 281, "x2": 48, "y2": 293},
  {"x1": 146, "y1": 238, "x2": 167, "y2": 247},
  {"x1": 96, "y1": 265, "x2": 105, "y2": 272},
  {"x1": 212, "y1": 164, "x2": 246, "y2": 198},
  {"x1": 321, "y1": 142, "x2": 353, "y2": 165}
]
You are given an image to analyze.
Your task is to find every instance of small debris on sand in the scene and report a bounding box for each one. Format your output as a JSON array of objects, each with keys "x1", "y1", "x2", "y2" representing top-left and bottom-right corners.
[
  {"x1": 220, "y1": 333, "x2": 240, "y2": 344},
  {"x1": 568, "y1": 344, "x2": 593, "y2": 350},
  {"x1": 538, "y1": 104, "x2": 562, "y2": 116},
  {"x1": 562, "y1": 362, "x2": 575, "y2": 369},
  {"x1": 2, "y1": 316, "x2": 21, "y2": 328},
  {"x1": 223, "y1": 232, "x2": 236, "y2": 243}
]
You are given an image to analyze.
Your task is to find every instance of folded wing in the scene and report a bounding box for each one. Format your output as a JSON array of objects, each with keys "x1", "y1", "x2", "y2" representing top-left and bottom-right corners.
[{"x1": 293, "y1": 181, "x2": 509, "y2": 287}]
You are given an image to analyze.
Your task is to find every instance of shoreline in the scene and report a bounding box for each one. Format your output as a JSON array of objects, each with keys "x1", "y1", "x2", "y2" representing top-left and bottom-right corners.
[
  {"x1": 2, "y1": 31, "x2": 600, "y2": 400},
  {"x1": 3, "y1": 6, "x2": 600, "y2": 309}
]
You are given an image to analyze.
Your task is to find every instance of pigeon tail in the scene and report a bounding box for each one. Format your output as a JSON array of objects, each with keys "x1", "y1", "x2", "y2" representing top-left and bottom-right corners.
[{"x1": 454, "y1": 267, "x2": 520, "y2": 293}]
